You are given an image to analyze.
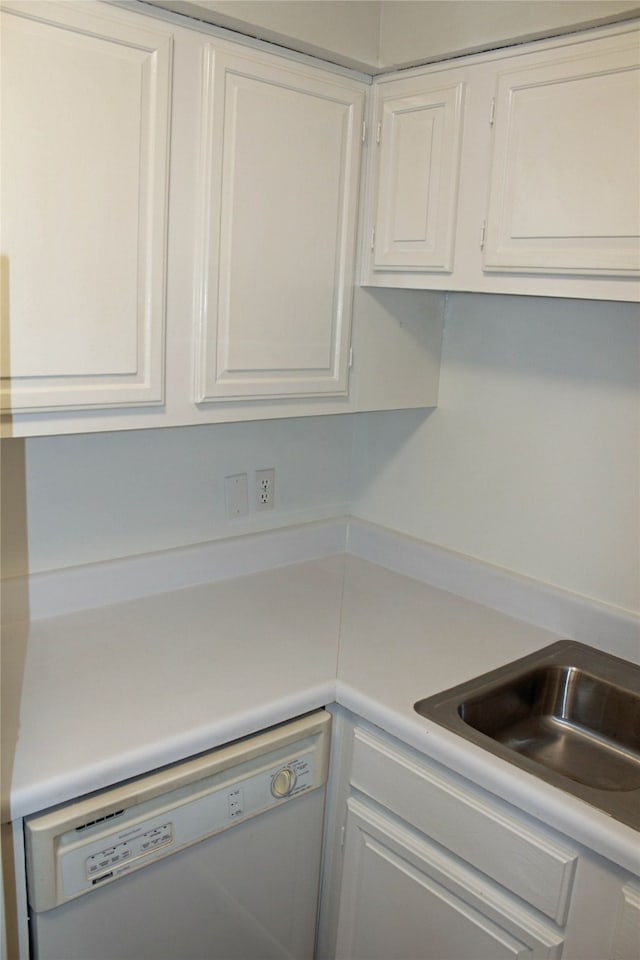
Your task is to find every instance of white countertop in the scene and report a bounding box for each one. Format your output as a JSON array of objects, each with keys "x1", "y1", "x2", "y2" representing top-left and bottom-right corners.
[
  {"x1": 2, "y1": 555, "x2": 344, "y2": 820},
  {"x1": 3, "y1": 540, "x2": 639, "y2": 875},
  {"x1": 337, "y1": 557, "x2": 640, "y2": 875}
]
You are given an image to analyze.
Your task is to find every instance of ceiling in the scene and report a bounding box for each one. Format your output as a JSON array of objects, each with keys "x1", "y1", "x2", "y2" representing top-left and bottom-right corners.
[{"x1": 140, "y1": 0, "x2": 640, "y2": 73}]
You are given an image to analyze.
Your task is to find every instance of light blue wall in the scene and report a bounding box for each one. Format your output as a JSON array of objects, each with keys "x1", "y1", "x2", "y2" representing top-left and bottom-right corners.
[
  {"x1": 352, "y1": 293, "x2": 640, "y2": 613},
  {"x1": 7, "y1": 292, "x2": 639, "y2": 614},
  {"x1": 21, "y1": 415, "x2": 354, "y2": 573}
]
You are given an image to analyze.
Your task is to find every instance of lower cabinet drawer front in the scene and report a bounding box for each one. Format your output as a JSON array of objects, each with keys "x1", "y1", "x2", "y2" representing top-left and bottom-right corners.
[
  {"x1": 350, "y1": 727, "x2": 577, "y2": 924},
  {"x1": 335, "y1": 797, "x2": 564, "y2": 960}
]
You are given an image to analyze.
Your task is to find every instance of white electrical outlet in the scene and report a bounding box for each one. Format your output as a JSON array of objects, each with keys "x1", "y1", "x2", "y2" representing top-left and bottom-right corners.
[
  {"x1": 225, "y1": 474, "x2": 249, "y2": 519},
  {"x1": 255, "y1": 468, "x2": 275, "y2": 511}
]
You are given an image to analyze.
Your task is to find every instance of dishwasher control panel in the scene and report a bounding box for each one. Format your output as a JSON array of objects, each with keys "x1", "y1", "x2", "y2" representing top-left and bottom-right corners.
[
  {"x1": 61, "y1": 750, "x2": 316, "y2": 900},
  {"x1": 25, "y1": 711, "x2": 331, "y2": 913},
  {"x1": 85, "y1": 822, "x2": 173, "y2": 880}
]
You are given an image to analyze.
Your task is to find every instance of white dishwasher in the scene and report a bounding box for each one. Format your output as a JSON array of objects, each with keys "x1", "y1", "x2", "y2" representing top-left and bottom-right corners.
[{"x1": 24, "y1": 711, "x2": 330, "y2": 960}]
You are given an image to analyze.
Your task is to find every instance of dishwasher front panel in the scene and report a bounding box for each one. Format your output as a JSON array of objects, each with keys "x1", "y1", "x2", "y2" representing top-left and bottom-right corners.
[
  {"x1": 25, "y1": 711, "x2": 330, "y2": 960},
  {"x1": 29, "y1": 790, "x2": 326, "y2": 960}
]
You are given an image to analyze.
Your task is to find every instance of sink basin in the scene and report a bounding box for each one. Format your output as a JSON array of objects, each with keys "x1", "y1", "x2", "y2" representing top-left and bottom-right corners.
[
  {"x1": 414, "y1": 640, "x2": 640, "y2": 830},
  {"x1": 458, "y1": 663, "x2": 640, "y2": 791}
]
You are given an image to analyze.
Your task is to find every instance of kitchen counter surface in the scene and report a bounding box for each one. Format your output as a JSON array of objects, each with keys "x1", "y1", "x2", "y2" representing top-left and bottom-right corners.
[
  {"x1": 2, "y1": 555, "x2": 344, "y2": 821},
  {"x1": 3, "y1": 550, "x2": 638, "y2": 875}
]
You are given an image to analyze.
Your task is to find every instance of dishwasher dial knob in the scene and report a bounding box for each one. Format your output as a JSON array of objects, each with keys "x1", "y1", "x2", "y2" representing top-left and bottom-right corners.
[{"x1": 271, "y1": 766, "x2": 297, "y2": 798}]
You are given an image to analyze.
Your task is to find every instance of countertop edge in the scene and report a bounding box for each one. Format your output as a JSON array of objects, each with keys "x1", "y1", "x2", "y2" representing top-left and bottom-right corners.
[
  {"x1": 334, "y1": 681, "x2": 640, "y2": 876},
  {"x1": 11, "y1": 682, "x2": 338, "y2": 822},
  {"x1": 15, "y1": 673, "x2": 638, "y2": 876}
]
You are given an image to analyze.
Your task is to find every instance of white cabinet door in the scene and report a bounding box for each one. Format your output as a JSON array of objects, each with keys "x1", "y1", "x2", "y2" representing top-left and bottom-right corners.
[
  {"x1": 361, "y1": 21, "x2": 639, "y2": 300},
  {"x1": 613, "y1": 882, "x2": 640, "y2": 960},
  {"x1": 484, "y1": 28, "x2": 640, "y2": 276},
  {"x1": 0, "y1": 2, "x2": 172, "y2": 414},
  {"x1": 335, "y1": 797, "x2": 564, "y2": 960},
  {"x1": 194, "y1": 47, "x2": 364, "y2": 402},
  {"x1": 367, "y1": 73, "x2": 465, "y2": 273}
]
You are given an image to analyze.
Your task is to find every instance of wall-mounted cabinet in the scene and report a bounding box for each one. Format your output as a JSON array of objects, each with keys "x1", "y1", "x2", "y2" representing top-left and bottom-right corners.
[
  {"x1": 193, "y1": 46, "x2": 363, "y2": 403},
  {"x1": 0, "y1": 1, "x2": 172, "y2": 415},
  {"x1": 12, "y1": 9, "x2": 634, "y2": 436},
  {"x1": 483, "y1": 30, "x2": 640, "y2": 278},
  {"x1": 368, "y1": 74, "x2": 465, "y2": 274},
  {"x1": 1, "y1": 1, "x2": 443, "y2": 438},
  {"x1": 361, "y1": 21, "x2": 640, "y2": 302}
]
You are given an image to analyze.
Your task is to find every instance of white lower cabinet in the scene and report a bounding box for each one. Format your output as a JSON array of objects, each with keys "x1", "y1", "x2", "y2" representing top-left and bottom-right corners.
[
  {"x1": 613, "y1": 882, "x2": 640, "y2": 960},
  {"x1": 335, "y1": 798, "x2": 563, "y2": 960},
  {"x1": 320, "y1": 712, "x2": 640, "y2": 960}
]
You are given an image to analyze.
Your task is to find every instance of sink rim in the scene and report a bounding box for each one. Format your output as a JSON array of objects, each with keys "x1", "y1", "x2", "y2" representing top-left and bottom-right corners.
[{"x1": 414, "y1": 640, "x2": 640, "y2": 831}]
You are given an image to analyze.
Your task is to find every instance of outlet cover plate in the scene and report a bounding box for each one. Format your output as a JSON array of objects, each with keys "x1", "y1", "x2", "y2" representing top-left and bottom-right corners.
[
  {"x1": 255, "y1": 468, "x2": 275, "y2": 511},
  {"x1": 225, "y1": 473, "x2": 249, "y2": 518}
]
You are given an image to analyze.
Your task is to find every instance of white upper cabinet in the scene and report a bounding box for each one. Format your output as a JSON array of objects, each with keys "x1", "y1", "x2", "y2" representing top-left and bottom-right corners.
[
  {"x1": 0, "y1": 2, "x2": 172, "y2": 414},
  {"x1": 484, "y1": 29, "x2": 640, "y2": 276},
  {"x1": 193, "y1": 47, "x2": 365, "y2": 402},
  {"x1": 369, "y1": 74, "x2": 465, "y2": 273},
  {"x1": 362, "y1": 20, "x2": 640, "y2": 301},
  {"x1": 0, "y1": 1, "x2": 442, "y2": 437}
]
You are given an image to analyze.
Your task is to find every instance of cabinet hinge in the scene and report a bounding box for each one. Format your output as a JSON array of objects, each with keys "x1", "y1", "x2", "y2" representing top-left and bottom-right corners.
[
  {"x1": 362, "y1": 120, "x2": 367, "y2": 144},
  {"x1": 348, "y1": 346, "x2": 354, "y2": 369},
  {"x1": 370, "y1": 227, "x2": 376, "y2": 251},
  {"x1": 489, "y1": 97, "x2": 496, "y2": 127},
  {"x1": 480, "y1": 220, "x2": 486, "y2": 250},
  {"x1": 376, "y1": 121, "x2": 381, "y2": 145},
  {"x1": 340, "y1": 825, "x2": 346, "y2": 849}
]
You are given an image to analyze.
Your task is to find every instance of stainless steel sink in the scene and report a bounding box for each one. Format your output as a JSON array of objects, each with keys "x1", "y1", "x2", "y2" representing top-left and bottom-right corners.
[{"x1": 414, "y1": 640, "x2": 640, "y2": 830}]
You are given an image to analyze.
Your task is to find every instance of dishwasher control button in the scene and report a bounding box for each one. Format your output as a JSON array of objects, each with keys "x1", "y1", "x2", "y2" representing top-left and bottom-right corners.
[{"x1": 271, "y1": 767, "x2": 297, "y2": 798}]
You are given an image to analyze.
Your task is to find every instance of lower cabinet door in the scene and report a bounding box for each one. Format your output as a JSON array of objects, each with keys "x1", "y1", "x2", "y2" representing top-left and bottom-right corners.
[
  {"x1": 335, "y1": 798, "x2": 564, "y2": 960},
  {"x1": 613, "y1": 881, "x2": 640, "y2": 960}
]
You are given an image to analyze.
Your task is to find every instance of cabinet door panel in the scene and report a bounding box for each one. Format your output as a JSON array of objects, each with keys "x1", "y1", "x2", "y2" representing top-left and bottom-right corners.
[
  {"x1": 372, "y1": 78, "x2": 464, "y2": 272},
  {"x1": 195, "y1": 48, "x2": 364, "y2": 401},
  {"x1": 0, "y1": 3, "x2": 172, "y2": 412},
  {"x1": 613, "y1": 881, "x2": 640, "y2": 960},
  {"x1": 350, "y1": 726, "x2": 577, "y2": 924},
  {"x1": 335, "y1": 798, "x2": 563, "y2": 960},
  {"x1": 484, "y1": 33, "x2": 640, "y2": 275}
]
